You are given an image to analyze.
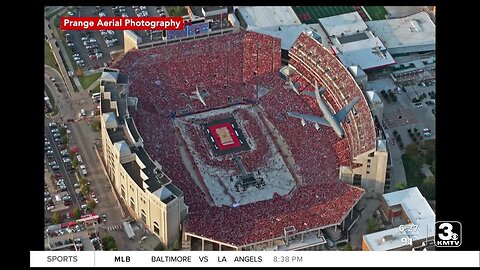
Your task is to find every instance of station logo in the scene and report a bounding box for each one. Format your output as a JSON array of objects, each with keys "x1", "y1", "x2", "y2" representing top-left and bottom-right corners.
[{"x1": 434, "y1": 221, "x2": 462, "y2": 247}]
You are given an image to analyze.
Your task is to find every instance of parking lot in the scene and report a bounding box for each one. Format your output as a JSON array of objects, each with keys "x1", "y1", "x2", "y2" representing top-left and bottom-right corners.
[
  {"x1": 61, "y1": 6, "x2": 166, "y2": 71},
  {"x1": 44, "y1": 120, "x2": 105, "y2": 225},
  {"x1": 45, "y1": 122, "x2": 81, "y2": 216}
]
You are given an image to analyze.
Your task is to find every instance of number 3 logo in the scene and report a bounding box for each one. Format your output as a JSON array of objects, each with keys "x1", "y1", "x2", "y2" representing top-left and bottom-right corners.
[{"x1": 438, "y1": 222, "x2": 454, "y2": 240}]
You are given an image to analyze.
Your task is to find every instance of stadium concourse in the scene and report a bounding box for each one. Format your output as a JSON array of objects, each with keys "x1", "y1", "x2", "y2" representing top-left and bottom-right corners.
[{"x1": 111, "y1": 30, "x2": 367, "y2": 249}]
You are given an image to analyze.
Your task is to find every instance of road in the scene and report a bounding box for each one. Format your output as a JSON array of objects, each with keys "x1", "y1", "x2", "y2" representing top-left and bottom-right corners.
[
  {"x1": 45, "y1": 15, "x2": 77, "y2": 95},
  {"x1": 348, "y1": 197, "x2": 381, "y2": 250}
]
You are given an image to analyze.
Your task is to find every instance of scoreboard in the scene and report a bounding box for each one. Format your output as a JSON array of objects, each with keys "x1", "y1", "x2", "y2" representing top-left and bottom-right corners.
[{"x1": 167, "y1": 21, "x2": 210, "y2": 39}]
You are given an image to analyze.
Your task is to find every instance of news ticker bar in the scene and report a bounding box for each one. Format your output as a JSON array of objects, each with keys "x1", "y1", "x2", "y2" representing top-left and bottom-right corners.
[{"x1": 30, "y1": 251, "x2": 480, "y2": 267}]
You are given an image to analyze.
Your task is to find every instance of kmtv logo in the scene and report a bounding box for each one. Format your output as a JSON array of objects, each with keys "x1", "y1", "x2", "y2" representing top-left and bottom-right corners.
[{"x1": 435, "y1": 221, "x2": 462, "y2": 247}]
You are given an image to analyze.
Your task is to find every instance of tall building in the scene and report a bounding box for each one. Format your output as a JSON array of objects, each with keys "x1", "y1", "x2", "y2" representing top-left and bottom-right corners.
[{"x1": 99, "y1": 69, "x2": 186, "y2": 247}]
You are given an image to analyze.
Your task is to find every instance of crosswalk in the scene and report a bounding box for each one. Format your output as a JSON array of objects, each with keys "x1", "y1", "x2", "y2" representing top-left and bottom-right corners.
[{"x1": 106, "y1": 225, "x2": 122, "y2": 231}]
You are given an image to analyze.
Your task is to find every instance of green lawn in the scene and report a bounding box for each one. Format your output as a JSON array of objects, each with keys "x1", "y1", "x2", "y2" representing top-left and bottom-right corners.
[
  {"x1": 363, "y1": 6, "x2": 388, "y2": 20},
  {"x1": 59, "y1": 31, "x2": 79, "y2": 74},
  {"x1": 45, "y1": 40, "x2": 59, "y2": 72},
  {"x1": 90, "y1": 83, "x2": 100, "y2": 94},
  {"x1": 46, "y1": 7, "x2": 63, "y2": 20},
  {"x1": 402, "y1": 154, "x2": 424, "y2": 187},
  {"x1": 292, "y1": 6, "x2": 354, "y2": 24},
  {"x1": 166, "y1": 6, "x2": 188, "y2": 16},
  {"x1": 79, "y1": 73, "x2": 101, "y2": 90}
]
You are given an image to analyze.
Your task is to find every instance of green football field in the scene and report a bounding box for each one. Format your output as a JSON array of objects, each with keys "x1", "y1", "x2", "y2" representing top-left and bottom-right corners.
[
  {"x1": 363, "y1": 6, "x2": 389, "y2": 20},
  {"x1": 292, "y1": 6, "x2": 354, "y2": 24}
]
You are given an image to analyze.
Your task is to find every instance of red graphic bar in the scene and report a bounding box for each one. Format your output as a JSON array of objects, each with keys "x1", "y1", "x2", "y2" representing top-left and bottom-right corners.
[{"x1": 60, "y1": 17, "x2": 184, "y2": 31}]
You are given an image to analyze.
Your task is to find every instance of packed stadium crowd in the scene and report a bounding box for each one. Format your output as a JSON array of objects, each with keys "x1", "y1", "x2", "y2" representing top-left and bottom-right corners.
[
  {"x1": 288, "y1": 33, "x2": 376, "y2": 157},
  {"x1": 112, "y1": 30, "x2": 368, "y2": 247}
]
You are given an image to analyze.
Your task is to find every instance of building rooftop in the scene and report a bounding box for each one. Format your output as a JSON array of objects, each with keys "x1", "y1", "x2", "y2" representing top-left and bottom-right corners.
[
  {"x1": 103, "y1": 112, "x2": 116, "y2": 125},
  {"x1": 237, "y1": 6, "x2": 301, "y2": 29},
  {"x1": 202, "y1": 6, "x2": 226, "y2": 12},
  {"x1": 319, "y1": 12, "x2": 395, "y2": 70},
  {"x1": 366, "y1": 11, "x2": 435, "y2": 51},
  {"x1": 107, "y1": 127, "x2": 125, "y2": 144},
  {"x1": 122, "y1": 159, "x2": 146, "y2": 192},
  {"x1": 125, "y1": 117, "x2": 141, "y2": 142},
  {"x1": 333, "y1": 37, "x2": 396, "y2": 70},
  {"x1": 319, "y1": 12, "x2": 368, "y2": 37},
  {"x1": 114, "y1": 140, "x2": 131, "y2": 157},
  {"x1": 348, "y1": 65, "x2": 366, "y2": 78},
  {"x1": 103, "y1": 82, "x2": 127, "y2": 119},
  {"x1": 131, "y1": 147, "x2": 169, "y2": 193},
  {"x1": 249, "y1": 24, "x2": 314, "y2": 50},
  {"x1": 363, "y1": 187, "x2": 435, "y2": 251},
  {"x1": 366, "y1": 90, "x2": 382, "y2": 104}
]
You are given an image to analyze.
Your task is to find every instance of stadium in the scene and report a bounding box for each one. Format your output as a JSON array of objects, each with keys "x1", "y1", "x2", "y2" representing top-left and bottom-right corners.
[{"x1": 100, "y1": 29, "x2": 386, "y2": 251}]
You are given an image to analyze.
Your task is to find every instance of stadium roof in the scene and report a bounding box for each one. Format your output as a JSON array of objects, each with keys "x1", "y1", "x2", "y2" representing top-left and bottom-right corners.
[
  {"x1": 366, "y1": 12, "x2": 435, "y2": 55},
  {"x1": 319, "y1": 12, "x2": 368, "y2": 37},
  {"x1": 363, "y1": 187, "x2": 435, "y2": 251},
  {"x1": 249, "y1": 24, "x2": 314, "y2": 51},
  {"x1": 237, "y1": 6, "x2": 301, "y2": 29},
  {"x1": 319, "y1": 12, "x2": 395, "y2": 70}
]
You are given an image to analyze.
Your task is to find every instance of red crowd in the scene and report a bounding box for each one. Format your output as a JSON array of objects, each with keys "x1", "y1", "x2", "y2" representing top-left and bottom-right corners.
[
  {"x1": 112, "y1": 30, "x2": 368, "y2": 247},
  {"x1": 288, "y1": 33, "x2": 376, "y2": 158}
]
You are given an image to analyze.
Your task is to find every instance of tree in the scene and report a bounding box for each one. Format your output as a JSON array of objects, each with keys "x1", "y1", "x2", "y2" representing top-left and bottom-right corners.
[
  {"x1": 68, "y1": 149, "x2": 75, "y2": 160},
  {"x1": 79, "y1": 178, "x2": 87, "y2": 186},
  {"x1": 59, "y1": 126, "x2": 66, "y2": 137},
  {"x1": 62, "y1": 136, "x2": 69, "y2": 145},
  {"x1": 102, "y1": 235, "x2": 117, "y2": 251},
  {"x1": 367, "y1": 217, "x2": 381, "y2": 233},
  {"x1": 81, "y1": 185, "x2": 90, "y2": 197},
  {"x1": 396, "y1": 182, "x2": 408, "y2": 190},
  {"x1": 413, "y1": 128, "x2": 418, "y2": 133},
  {"x1": 405, "y1": 143, "x2": 420, "y2": 157},
  {"x1": 154, "y1": 243, "x2": 165, "y2": 251},
  {"x1": 52, "y1": 212, "x2": 61, "y2": 224},
  {"x1": 172, "y1": 239, "x2": 180, "y2": 250},
  {"x1": 420, "y1": 176, "x2": 435, "y2": 200},
  {"x1": 73, "y1": 207, "x2": 81, "y2": 219},
  {"x1": 393, "y1": 130, "x2": 398, "y2": 136},
  {"x1": 71, "y1": 158, "x2": 78, "y2": 168},
  {"x1": 431, "y1": 159, "x2": 435, "y2": 176},
  {"x1": 343, "y1": 243, "x2": 352, "y2": 251},
  {"x1": 423, "y1": 140, "x2": 436, "y2": 165},
  {"x1": 107, "y1": 240, "x2": 117, "y2": 250},
  {"x1": 91, "y1": 119, "x2": 100, "y2": 131},
  {"x1": 87, "y1": 200, "x2": 96, "y2": 210}
]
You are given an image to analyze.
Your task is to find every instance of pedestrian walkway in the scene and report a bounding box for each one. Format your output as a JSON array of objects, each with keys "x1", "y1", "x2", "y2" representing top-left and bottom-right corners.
[{"x1": 106, "y1": 225, "x2": 122, "y2": 232}]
